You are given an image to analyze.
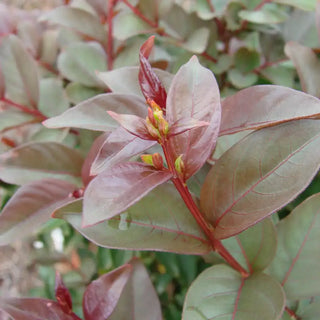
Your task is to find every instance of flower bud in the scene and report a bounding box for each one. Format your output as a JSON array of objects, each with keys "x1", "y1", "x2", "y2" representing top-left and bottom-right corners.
[
  {"x1": 141, "y1": 154, "x2": 154, "y2": 166},
  {"x1": 152, "y1": 153, "x2": 164, "y2": 170},
  {"x1": 147, "y1": 98, "x2": 161, "y2": 112},
  {"x1": 174, "y1": 155, "x2": 185, "y2": 176},
  {"x1": 146, "y1": 117, "x2": 161, "y2": 139}
]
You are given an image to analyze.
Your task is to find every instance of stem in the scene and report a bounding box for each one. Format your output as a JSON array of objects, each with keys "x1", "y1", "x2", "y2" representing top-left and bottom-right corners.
[
  {"x1": 162, "y1": 140, "x2": 249, "y2": 277},
  {"x1": 206, "y1": 0, "x2": 215, "y2": 12},
  {"x1": 122, "y1": 0, "x2": 158, "y2": 28},
  {"x1": 107, "y1": 0, "x2": 115, "y2": 70},
  {"x1": 1, "y1": 97, "x2": 47, "y2": 119},
  {"x1": 285, "y1": 307, "x2": 301, "y2": 320}
]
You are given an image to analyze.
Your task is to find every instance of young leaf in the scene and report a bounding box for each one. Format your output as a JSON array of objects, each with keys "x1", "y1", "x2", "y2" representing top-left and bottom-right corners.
[
  {"x1": 285, "y1": 41, "x2": 320, "y2": 98},
  {"x1": 108, "y1": 259, "x2": 162, "y2": 320},
  {"x1": 0, "y1": 142, "x2": 84, "y2": 185},
  {"x1": 55, "y1": 272, "x2": 73, "y2": 314},
  {"x1": 220, "y1": 85, "x2": 320, "y2": 135},
  {"x1": 0, "y1": 35, "x2": 39, "y2": 108},
  {"x1": 43, "y1": 94, "x2": 147, "y2": 131},
  {"x1": 267, "y1": 193, "x2": 320, "y2": 300},
  {"x1": 97, "y1": 66, "x2": 173, "y2": 96},
  {"x1": 166, "y1": 56, "x2": 221, "y2": 179},
  {"x1": 83, "y1": 162, "x2": 172, "y2": 226},
  {"x1": 182, "y1": 264, "x2": 285, "y2": 320},
  {"x1": 139, "y1": 36, "x2": 167, "y2": 110},
  {"x1": 207, "y1": 218, "x2": 277, "y2": 274},
  {"x1": 201, "y1": 119, "x2": 320, "y2": 239},
  {"x1": 40, "y1": 6, "x2": 106, "y2": 42},
  {"x1": 107, "y1": 111, "x2": 153, "y2": 140},
  {"x1": 0, "y1": 298, "x2": 79, "y2": 320},
  {"x1": 83, "y1": 264, "x2": 132, "y2": 320},
  {"x1": 90, "y1": 127, "x2": 156, "y2": 175},
  {"x1": 54, "y1": 184, "x2": 210, "y2": 254},
  {"x1": 0, "y1": 179, "x2": 76, "y2": 246}
]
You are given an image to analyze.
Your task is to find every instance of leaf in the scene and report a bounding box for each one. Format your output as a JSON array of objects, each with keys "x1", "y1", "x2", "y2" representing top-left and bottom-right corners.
[
  {"x1": 90, "y1": 127, "x2": 156, "y2": 175},
  {"x1": 108, "y1": 259, "x2": 162, "y2": 320},
  {"x1": 113, "y1": 12, "x2": 153, "y2": 41},
  {"x1": 107, "y1": 111, "x2": 152, "y2": 140},
  {"x1": 40, "y1": 6, "x2": 106, "y2": 42},
  {"x1": 139, "y1": 36, "x2": 167, "y2": 110},
  {"x1": 209, "y1": 218, "x2": 277, "y2": 273},
  {"x1": 0, "y1": 110, "x2": 34, "y2": 132},
  {"x1": 181, "y1": 27, "x2": 210, "y2": 54},
  {"x1": 97, "y1": 67, "x2": 173, "y2": 97},
  {"x1": 83, "y1": 264, "x2": 131, "y2": 320},
  {"x1": 285, "y1": 41, "x2": 320, "y2": 98},
  {"x1": 38, "y1": 78, "x2": 69, "y2": 117},
  {"x1": 0, "y1": 179, "x2": 76, "y2": 246},
  {"x1": 227, "y1": 68, "x2": 258, "y2": 89},
  {"x1": 57, "y1": 42, "x2": 107, "y2": 88},
  {"x1": 55, "y1": 272, "x2": 73, "y2": 314},
  {"x1": 267, "y1": 193, "x2": 320, "y2": 300},
  {"x1": 274, "y1": 0, "x2": 317, "y2": 11},
  {"x1": 0, "y1": 298, "x2": 78, "y2": 320},
  {"x1": 234, "y1": 47, "x2": 260, "y2": 73},
  {"x1": 220, "y1": 85, "x2": 320, "y2": 135},
  {"x1": 166, "y1": 56, "x2": 221, "y2": 180},
  {"x1": 0, "y1": 142, "x2": 84, "y2": 185},
  {"x1": 43, "y1": 93, "x2": 147, "y2": 131},
  {"x1": 200, "y1": 119, "x2": 320, "y2": 239},
  {"x1": 55, "y1": 184, "x2": 211, "y2": 254},
  {"x1": 83, "y1": 162, "x2": 172, "y2": 226},
  {"x1": 65, "y1": 82, "x2": 104, "y2": 104},
  {"x1": 182, "y1": 264, "x2": 285, "y2": 320},
  {"x1": 239, "y1": 5, "x2": 288, "y2": 24},
  {"x1": 0, "y1": 35, "x2": 39, "y2": 108},
  {"x1": 297, "y1": 297, "x2": 320, "y2": 319}
]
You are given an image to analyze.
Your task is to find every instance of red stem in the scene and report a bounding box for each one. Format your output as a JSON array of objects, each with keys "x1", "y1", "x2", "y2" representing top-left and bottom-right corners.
[
  {"x1": 122, "y1": 0, "x2": 158, "y2": 28},
  {"x1": 1, "y1": 97, "x2": 46, "y2": 119},
  {"x1": 206, "y1": 0, "x2": 215, "y2": 12},
  {"x1": 107, "y1": 0, "x2": 115, "y2": 70},
  {"x1": 162, "y1": 140, "x2": 249, "y2": 277},
  {"x1": 285, "y1": 307, "x2": 300, "y2": 320}
]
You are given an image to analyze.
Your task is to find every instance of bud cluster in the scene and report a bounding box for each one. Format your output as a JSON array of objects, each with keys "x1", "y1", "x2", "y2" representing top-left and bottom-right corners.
[
  {"x1": 145, "y1": 99, "x2": 169, "y2": 141},
  {"x1": 141, "y1": 152, "x2": 164, "y2": 170}
]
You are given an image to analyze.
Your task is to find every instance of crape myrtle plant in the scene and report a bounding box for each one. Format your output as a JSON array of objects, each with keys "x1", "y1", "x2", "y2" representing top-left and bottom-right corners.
[{"x1": 1, "y1": 1, "x2": 320, "y2": 320}]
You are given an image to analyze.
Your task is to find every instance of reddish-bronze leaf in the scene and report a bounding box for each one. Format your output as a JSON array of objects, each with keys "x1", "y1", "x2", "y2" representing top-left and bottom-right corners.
[
  {"x1": 83, "y1": 162, "x2": 172, "y2": 226},
  {"x1": 220, "y1": 85, "x2": 320, "y2": 135},
  {"x1": 55, "y1": 272, "x2": 73, "y2": 314},
  {"x1": 139, "y1": 36, "x2": 167, "y2": 110},
  {"x1": 166, "y1": 56, "x2": 221, "y2": 180},
  {"x1": 83, "y1": 264, "x2": 132, "y2": 320}
]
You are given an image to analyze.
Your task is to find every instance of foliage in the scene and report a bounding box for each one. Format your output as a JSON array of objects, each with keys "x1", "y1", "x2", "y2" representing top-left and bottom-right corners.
[{"x1": 0, "y1": 0, "x2": 320, "y2": 319}]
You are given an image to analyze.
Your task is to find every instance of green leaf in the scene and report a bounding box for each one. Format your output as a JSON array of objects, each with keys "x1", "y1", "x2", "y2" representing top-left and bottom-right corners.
[
  {"x1": 0, "y1": 142, "x2": 83, "y2": 185},
  {"x1": 182, "y1": 264, "x2": 285, "y2": 320},
  {"x1": 57, "y1": 42, "x2": 107, "y2": 88},
  {"x1": 55, "y1": 184, "x2": 211, "y2": 255},
  {"x1": 210, "y1": 218, "x2": 277, "y2": 273},
  {"x1": 274, "y1": 0, "x2": 316, "y2": 11},
  {"x1": 65, "y1": 82, "x2": 104, "y2": 104},
  {"x1": 259, "y1": 65, "x2": 294, "y2": 87},
  {"x1": 285, "y1": 41, "x2": 320, "y2": 98},
  {"x1": 227, "y1": 68, "x2": 258, "y2": 88},
  {"x1": 38, "y1": 78, "x2": 69, "y2": 117},
  {"x1": 234, "y1": 47, "x2": 260, "y2": 73},
  {"x1": 0, "y1": 35, "x2": 39, "y2": 108},
  {"x1": 181, "y1": 27, "x2": 210, "y2": 54},
  {"x1": 43, "y1": 93, "x2": 147, "y2": 131},
  {"x1": 200, "y1": 120, "x2": 320, "y2": 239},
  {"x1": 297, "y1": 297, "x2": 320, "y2": 319},
  {"x1": 239, "y1": 5, "x2": 288, "y2": 24},
  {"x1": 267, "y1": 193, "x2": 320, "y2": 300},
  {"x1": 0, "y1": 110, "x2": 34, "y2": 132},
  {"x1": 40, "y1": 6, "x2": 106, "y2": 42},
  {"x1": 113, "y1": 12, "x2": 153, "y2": 41}
]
